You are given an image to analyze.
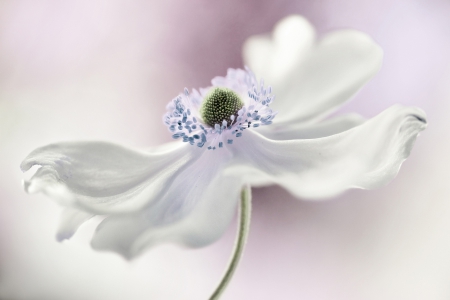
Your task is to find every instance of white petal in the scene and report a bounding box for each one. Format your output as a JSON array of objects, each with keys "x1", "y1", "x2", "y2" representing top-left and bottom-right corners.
[
  {"x1": 243, "y1": 15, "x2": 383, "y2": 124},
  {"x1": 227, "y1": 105, "x2": 426, "y2": 199},
  {"x1": 256, "y1": 113, "x2": 366, "y2": 140},
  {"x1": 90, "y1": 150, "x2": 242, "y2": 259},
  {"x1": 243, "y1": 15, "x2": 316, "y2": 88},
  {"x1": 56, "y1": 208, "x2": 94, "y2": 241},
  {"x1": 21, "y1": 141, "x2": 198, "y2": 214}
]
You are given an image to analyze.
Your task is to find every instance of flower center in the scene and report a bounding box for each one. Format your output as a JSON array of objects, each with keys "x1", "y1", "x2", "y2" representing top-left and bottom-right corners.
[{"x1": 200, "y1": 87, "x2": 244, "y2": 127}]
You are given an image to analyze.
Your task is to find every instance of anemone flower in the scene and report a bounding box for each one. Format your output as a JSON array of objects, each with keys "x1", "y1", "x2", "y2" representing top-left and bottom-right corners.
[{"x1": 20, "y1": 15, "x2": 426, "y2": 299}]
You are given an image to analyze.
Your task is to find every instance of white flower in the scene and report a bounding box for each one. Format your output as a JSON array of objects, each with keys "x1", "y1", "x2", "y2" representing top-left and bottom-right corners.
[{"x1": 20, "y1": 15, "x2": 426, "y2": 260}]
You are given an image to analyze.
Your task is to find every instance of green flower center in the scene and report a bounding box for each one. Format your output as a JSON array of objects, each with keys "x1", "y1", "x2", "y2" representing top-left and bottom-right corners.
[{"x1": 200, "y1": 87, "x2": 244, "y2": 127}]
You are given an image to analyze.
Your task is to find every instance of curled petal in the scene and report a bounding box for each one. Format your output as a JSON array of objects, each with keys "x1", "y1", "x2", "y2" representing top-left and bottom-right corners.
[
  {"x1": 243, "y1": 15, "x2": 383, "y2": 125},
  {"x1": 227, "y1": 105, "x2": 426, "y2": 198},
  {"x1": 56, "y1": 208, "x2": 93, "y2": 241},
  {"x1": 21, "y1": 141, "x2": 198, "y2": 214},
  {"x1": 256, "y1": 113, "x2": 366, "y2": 140},
  {"x1": 90, "y1": 151, "x2": 242, "y2": 259}
]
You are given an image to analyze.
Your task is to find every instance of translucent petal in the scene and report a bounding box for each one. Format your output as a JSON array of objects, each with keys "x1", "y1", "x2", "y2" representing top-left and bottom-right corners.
[
  {"x1": 256, "y1": 113, "x2": 365, "y2": 140},
  {"x1": 90, "y1": 151, "x2": 242, "y2": 259},
  {"x1": 243, "y1": 15, "x2": 383, "y2": 125},
  {"x1": 243, "y1": 15, "x2": 316, "y2": 89},
  {"x1": 21, "y1": 141, "x2": 198, "y2": 214},
  {"x1": 227, "y1": 105, "x2": 426, "y2": 198}
]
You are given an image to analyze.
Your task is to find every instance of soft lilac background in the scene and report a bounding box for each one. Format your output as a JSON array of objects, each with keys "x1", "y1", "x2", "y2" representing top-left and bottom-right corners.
[{"x1": 1, "y1": 1, "x2": 449, "y2": 299}]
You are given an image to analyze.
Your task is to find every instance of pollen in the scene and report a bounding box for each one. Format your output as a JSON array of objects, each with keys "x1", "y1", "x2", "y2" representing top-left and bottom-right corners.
[{"x1": 200, "y1": 87, "x2": 244, "y2": 127}]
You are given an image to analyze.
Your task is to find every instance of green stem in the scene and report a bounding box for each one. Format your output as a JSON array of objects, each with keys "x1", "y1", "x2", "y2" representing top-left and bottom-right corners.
[{"x1": 209, "y1": 185, "x2": 252, "y2": 300}]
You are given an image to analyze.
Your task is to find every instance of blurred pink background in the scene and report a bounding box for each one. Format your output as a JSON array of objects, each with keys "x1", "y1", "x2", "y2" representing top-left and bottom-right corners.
[{"x1": 1, "y1": 0, "x2": 450, "y2": 299}]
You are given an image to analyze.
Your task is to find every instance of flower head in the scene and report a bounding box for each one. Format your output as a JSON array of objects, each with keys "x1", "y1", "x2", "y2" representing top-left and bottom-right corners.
[
  {"x1": 20, "y1": 15, "x2": 426, "y2": 260},
  {"x1": 163, "y1": 68, "x2": 276, "y2": 150}
]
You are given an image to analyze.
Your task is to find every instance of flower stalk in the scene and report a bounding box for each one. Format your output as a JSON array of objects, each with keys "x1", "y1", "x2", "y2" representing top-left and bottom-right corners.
[{"x1": 209, "y1": 185, "x2": 252, "y2": 300}]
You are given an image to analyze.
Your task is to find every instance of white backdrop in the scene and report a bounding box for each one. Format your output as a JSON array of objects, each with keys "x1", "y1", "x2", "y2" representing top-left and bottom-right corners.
[{"x1": 1, "y1": 0, "x2": 449, "y2": 299}]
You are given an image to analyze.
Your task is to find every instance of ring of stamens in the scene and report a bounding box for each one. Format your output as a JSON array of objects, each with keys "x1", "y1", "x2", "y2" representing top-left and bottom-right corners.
[{"x1": 164, "y1": 68, "x2": 277, "y2": 150}]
